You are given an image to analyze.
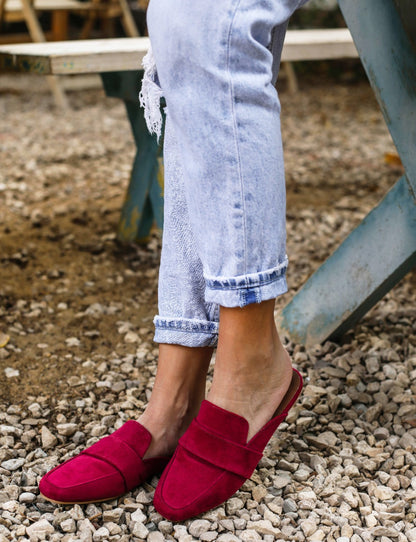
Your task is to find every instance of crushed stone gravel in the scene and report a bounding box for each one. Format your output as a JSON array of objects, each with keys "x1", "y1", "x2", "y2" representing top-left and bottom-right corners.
[{"x1": 0, "y1": 73, "x2": 415, "y2": 541}]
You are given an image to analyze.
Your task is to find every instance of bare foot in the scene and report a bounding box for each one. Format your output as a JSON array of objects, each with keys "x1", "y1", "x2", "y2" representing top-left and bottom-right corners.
[
  {"x1": 207, "y1": 300, "x2": 293, "y2": 441},
  {"x1": 139, "y1": 344, "x2": 213, "y2": 458}
]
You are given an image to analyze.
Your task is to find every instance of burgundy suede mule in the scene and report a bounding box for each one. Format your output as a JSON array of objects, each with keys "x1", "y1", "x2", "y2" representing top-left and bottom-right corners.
[
  {"x1": 39, "y1": 421, "x2": 170, "y2": 504},
  {"x1": 154, "y1": 368, "x2": 303, "y2": 521}
]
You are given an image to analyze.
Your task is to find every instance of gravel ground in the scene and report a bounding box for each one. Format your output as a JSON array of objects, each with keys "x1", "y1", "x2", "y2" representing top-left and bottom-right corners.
[{"x1": 0, "y1": 73, "x2": 415, "y2": 542}]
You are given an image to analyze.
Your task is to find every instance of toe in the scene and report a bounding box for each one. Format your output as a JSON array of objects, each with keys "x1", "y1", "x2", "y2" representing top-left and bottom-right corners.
[{"x1": 39, "y1": 454, "x2": 125, "y2": 504}]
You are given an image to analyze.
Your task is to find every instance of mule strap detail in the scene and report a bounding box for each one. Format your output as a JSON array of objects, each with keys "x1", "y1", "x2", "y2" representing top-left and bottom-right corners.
[
  {"x1": 82, "y1": 434, "x2": 146, "y2": 491},
  {"x1": 179, "y1": 419, "x2": 262, "y2": 479}
]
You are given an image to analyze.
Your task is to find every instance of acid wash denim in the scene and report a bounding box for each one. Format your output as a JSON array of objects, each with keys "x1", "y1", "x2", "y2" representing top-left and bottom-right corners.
[{"x1": 141, "y1": 0, "x2": 309, "y2": 347}]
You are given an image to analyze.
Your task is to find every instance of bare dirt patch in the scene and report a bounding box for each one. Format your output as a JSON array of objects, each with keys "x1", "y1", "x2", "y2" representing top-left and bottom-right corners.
[{"x1": 0, "y1": 74, "x2": 412, "y2": 409}]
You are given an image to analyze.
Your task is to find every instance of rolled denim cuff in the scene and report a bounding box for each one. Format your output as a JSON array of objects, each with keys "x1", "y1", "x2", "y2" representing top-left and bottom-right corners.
[
  {"x1": 204, "y1": 259, "x2": 288, "y2": 308},
  {"x1": 154, "y1": 316, "x2": 219, "y2": 347}
]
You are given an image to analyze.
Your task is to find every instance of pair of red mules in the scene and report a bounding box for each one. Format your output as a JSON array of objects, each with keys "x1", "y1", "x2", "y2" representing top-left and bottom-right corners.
[{"x1": 40, "y1": 369, "x2": 302, "y2": 521}]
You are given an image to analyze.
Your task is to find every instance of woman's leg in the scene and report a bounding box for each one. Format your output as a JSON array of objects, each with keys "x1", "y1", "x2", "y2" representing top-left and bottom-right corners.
[
  {"x1": 144, "y1": 0, "x2": 308, "y2": 520},
  {"x1": 139, "y1": 114, "x2": 218, "y2": 457},
  {"x1": 208, "y1": 300, "x2": 292, "y2": 440},
  {"x1": 144, "y1": 0, "x2": 306, "y2": 435},
  {"x1": 147, "y1": 0, "x2": 298, "y2": 302},
  {"x1": 139, "y1": 344, "x2": 212, "y2": 458}
]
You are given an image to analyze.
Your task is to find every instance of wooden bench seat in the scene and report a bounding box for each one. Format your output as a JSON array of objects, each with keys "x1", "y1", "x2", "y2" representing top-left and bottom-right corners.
[{"x1": 0, "y1": 29, "x2": 358, "y2": 75}]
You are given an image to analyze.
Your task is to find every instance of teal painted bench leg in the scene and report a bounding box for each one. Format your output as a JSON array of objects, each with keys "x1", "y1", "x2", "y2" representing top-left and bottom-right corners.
[
  {"x1": 279, "y1": 176, "x2": 416, "y2": 345},
  {"x1": 280, "y1": 0, "x2": 416, "y2": 345},
  {"x1": 100, "y1": 70, "x2": 163, "y2": 243},
  {"x1": 338, "y1": 0, "x2": 416, "y2": 196}
]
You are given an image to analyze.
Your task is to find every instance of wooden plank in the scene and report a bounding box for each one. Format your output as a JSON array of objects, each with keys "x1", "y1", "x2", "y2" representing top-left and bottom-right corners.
[
  {"x1": 0, "y1": 0, "x2": 6, "y2": 23},
  {"x1": 0, "y1": 37, "x2": 150, "y2": 74},
  {"x1": 279, "y1": 175, "x2": 416, "y2": 346},
  {"x1": 51, "y1": 10, "x2": 69, "y2": 41},
  {"x1": 280, "y1": 0, "x2": 416, "y2": 346},
  {"x1": 282, "y1": 29, "x2": 358, "y2": 61},
  {"x1": 19, "y1": 0, "x2": 45, "y2": 42}
]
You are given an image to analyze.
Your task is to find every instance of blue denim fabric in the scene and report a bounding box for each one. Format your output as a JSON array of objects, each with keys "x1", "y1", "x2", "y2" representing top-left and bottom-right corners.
[{"x1": 143, "y1": 0, "x2": 309, "y2": 347}]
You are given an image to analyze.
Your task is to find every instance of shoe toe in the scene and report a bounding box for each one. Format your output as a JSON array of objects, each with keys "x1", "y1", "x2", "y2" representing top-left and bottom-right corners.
[
  {"x1": 154, "y1": 446, "x2": 243, "y2": 521},
  {"x1": 155, "y1": 371, "x2": 303, "y2": 521},
  {"x1": 39, "y1": 453, "x2": 125, "y2": 504}
]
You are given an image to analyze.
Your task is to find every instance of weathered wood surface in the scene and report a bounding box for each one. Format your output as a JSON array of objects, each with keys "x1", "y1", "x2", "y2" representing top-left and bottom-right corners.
[
  {"x1": 279, "y1": 176, "x2": 416, "y2": 346},
  {"x1": 2, "y1": 0, "x2": 74, "y2": 106},
  {"x1": 339, "y1": 0, "x2": 416, "y2": 196},
  {"x1": 282, "y1": 28, "x2": 357, "y2": 61},
  {"x1": 0, "y1": 36, "x2": 150, "y2": 73},
  {"x1": 0, "y1": 29, "x2": 357, "y2": 75}
]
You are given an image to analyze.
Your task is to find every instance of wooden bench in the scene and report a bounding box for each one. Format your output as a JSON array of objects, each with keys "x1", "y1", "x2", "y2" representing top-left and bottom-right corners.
[
  {"x1": 0, "y1": 0, "x2": 138, "y2": 42},
  {"x1": 0, "y1": 27, "x2": 358, "y2": 103},
  {"x1": 0, "y1": 0, "x2": 92, "y2": 43},
  {"x1": 0, "y1": 0, "x2": 139, "y2": 106},
  {"x1": 0, "y1": 0, "x2": 94, "y2": 106},
  {"x1": 0, "y1": 28, "x2": 358, "y2": 74},
  {"x1": 2, "y1": 12, "x2": 414, "y2": 346}
]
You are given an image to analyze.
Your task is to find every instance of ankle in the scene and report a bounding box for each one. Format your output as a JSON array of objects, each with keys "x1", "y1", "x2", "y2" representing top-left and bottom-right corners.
[
  {"x1": 212, "y1": 343, "x2": 291, "y2": 393},
  {"x1": 139, "y1": 407, "x2": 190, "y2": 459},
  {"x1": 208, "y1": 330, "x2": 293, "y2": 439},
  {"x1": 139, "y1": 381, "x2": 207, "y2": 458}
]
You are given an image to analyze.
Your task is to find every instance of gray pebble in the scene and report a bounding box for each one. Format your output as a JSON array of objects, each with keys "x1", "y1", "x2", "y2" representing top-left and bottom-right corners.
[
  {"x1": 189, "y1": 519, "x2": 211, "y2": 537},
  {"x1": 60, "y1": 518, "x2": 76, "y2": 533},
  {"x1": 226, "y1": 497, "x2": 244, "y2": 515},
  {"x1": 157, "y1": 520, "x2": 173, "y2": 535},
  {"x1": 374, "y1": 427, "x2": 390, "y2": 441},
  {"x1": 93, "y1": 526, "x2": 110, "y2": 541},
  {"x1": 26, "y1": 519, "x2": 55, "y2": 537},
  {"x1": 283, "y1": 498, "x2": 297, "y2": 513},
  {"x1": 19, "y1": 492, "x2": 36, "y2": 504},
  {"x1": 56, "y1": 423, "x2": 78, "y2": 437},
  {"x1": 200, "y1": 532, "x2": 219, "y2": 542},
  {"x1": 1, "y1": 458, "x2": 25, "y2": 471}
]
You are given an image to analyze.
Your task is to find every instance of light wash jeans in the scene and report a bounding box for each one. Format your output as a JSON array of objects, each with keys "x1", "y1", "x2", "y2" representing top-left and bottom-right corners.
[{"x1": 141, "y1": 0, "x2": 309, "y2": 348}]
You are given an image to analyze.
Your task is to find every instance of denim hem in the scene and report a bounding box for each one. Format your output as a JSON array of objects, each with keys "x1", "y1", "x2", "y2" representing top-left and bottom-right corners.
[
  {"x1": 154, "y1": 316, "x2": 219, "y2": 347},
  {"x1": 205, "y1": 270, "x2": 288, "y2": 308}
]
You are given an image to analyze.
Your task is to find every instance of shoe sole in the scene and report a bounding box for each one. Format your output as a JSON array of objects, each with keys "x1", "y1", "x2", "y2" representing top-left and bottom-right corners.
[{"x1": 40, "y1": 492, "x2": 124, "y2": 505}]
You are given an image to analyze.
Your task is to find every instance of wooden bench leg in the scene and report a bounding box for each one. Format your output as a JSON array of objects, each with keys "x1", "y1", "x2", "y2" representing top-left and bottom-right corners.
[
  {"x1": 278, "y1": 175, "x2": 416, "y2": 346},
  {"x1": 19, "y1": 0, "x2": 68, "y2": 109},
  {"x1": 118, "y1": 0, "x2": 139, "y2": 37},
  {"x1": 279, "y1": 0, "x2": 416, "y2": 345},
  {"x1": 51, "y1": 11, "x2": 69, "y2": 41},
  {"x1": 100, "y1": 70, "x2": 163, "y2": 243},
  {"x1": 338, "y1": 0, "x2": 416, "y2": 197},
  {"x1": 281, "y1": 62, "x2": 298, "y2": 94}
]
